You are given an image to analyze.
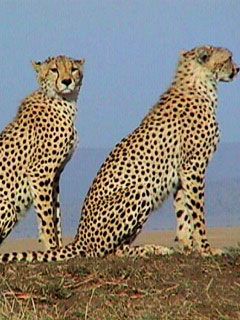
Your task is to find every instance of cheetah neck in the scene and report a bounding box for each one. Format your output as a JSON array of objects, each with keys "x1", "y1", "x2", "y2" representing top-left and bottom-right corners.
[
  {"x1": 61, "y1": 98, "x2": 77, "y2": 120},
  {"x1": 172, "y1": 64, "x2": 218, "y2": 111},
  {"x1": 40, "y1": 90, "x2": 78, "y2": 120}
]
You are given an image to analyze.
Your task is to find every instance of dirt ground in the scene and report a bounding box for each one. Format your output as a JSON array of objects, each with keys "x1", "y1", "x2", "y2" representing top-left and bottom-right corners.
[{"x1": 0, "y1": 248, "x2": 240, "y2": 320}]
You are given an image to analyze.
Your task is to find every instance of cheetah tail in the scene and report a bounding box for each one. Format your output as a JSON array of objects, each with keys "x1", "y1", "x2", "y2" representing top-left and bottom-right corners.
[{"x1": 0, "y1": 242, "x2": 85, "y2": 264}]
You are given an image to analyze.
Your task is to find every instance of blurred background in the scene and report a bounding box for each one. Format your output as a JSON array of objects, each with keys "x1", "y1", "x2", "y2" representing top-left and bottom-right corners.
[{"x1": 0, "y1": 1, "x2": 239, "y2": 238}]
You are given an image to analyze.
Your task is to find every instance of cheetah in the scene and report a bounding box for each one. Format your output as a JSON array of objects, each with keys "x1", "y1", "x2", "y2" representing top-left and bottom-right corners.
[
  {"x1": 0, "y1": 55, "x2": 85, "y2": 250},
  {"x1": 0, "y1": 45, "x2": 239, "y2": 263}
]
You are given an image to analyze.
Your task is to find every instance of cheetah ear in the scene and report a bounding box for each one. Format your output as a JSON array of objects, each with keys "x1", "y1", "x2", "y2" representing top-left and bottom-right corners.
[
  {"x1": 75, "y1": 58, "x2": 85, "y2": 70},
  {"x1": 180, "y1": 50, "x2": 188, "y2": 58},
  {"x1": 197, "y1": 49, "x2": 211, "y2": 64},
  {"x1": 32, "y1": 61, "x2": 42, "y2": 73}
]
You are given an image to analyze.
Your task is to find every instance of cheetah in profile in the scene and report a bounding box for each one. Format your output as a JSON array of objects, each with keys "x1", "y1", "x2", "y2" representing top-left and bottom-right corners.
[
  {"x1": 0, "y1": 55, "x2": 85, "y2": 250},
  {"x1": 1, "y1": 45, "x2": 239, "y2": 263}
]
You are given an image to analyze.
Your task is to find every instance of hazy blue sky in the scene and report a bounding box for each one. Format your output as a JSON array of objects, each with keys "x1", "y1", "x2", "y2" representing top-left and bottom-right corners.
[
  {"x1": 0, "y1": 1, "x2": 240, "y2": 148},
  {"x1": 1, "y1": 1, "x2": 239, "y2": 238}
]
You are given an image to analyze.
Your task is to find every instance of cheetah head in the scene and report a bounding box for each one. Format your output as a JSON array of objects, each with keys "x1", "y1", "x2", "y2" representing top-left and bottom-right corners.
[
  {"x1": 181, "y1": 46, "x2": 239, "y2": 83},
  {"x1": 32, "y1": 56, "x2": 85, "y2": 101}
]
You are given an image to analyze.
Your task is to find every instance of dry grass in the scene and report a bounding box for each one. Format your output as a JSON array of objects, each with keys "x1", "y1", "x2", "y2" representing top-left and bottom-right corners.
[{"x1": 0, "y1": 250, "x2": 240, "y2": 320}]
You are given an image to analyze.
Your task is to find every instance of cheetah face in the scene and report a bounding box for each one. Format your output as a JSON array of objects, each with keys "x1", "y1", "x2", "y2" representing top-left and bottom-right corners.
[
  {"x1": 195, "y1": 46, "x2": 239, "y2": 82},
  {"x1": 32, "y1": 56, "x2": 85, "y2": 100}
]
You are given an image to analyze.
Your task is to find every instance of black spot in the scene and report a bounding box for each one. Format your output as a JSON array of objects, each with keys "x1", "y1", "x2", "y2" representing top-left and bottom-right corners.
[
  {"x1": 2, "y1": 253, "x2": 10, "y2": 262},
  {"x1": 176, "y1": 210, "x2": 184, "y2": 218}
]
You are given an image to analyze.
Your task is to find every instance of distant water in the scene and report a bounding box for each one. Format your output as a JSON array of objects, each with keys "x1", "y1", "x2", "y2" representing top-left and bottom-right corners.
[{"x1": 9, "y1": 142, "x2": 240, "y2": 239}]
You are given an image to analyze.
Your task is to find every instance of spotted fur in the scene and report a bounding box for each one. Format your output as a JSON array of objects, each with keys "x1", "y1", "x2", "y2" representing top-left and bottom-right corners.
[
  {"x1": 0, "y1": 55, "x2": 84, "y2": 250},
  {"x1": 1, "y1": 46, "x2": 238, "y2": 263}
]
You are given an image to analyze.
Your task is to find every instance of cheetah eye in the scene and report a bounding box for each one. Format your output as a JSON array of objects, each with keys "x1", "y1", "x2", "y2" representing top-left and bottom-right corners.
[
  {"x1": 50, "y1": 68, "x2": 58, "y2": 73},
  {"x1": 71, "y1": 67, "x2": 79, "y2": 72}
]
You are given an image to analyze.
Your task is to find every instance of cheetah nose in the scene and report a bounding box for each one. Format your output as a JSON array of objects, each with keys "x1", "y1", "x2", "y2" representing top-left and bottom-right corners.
[
  {"x1": 236, "y1": 67, "x2": 240, "y2": 74},
  {"x1": 62, "y1": 78, "x2": 72, "y2": 86}
]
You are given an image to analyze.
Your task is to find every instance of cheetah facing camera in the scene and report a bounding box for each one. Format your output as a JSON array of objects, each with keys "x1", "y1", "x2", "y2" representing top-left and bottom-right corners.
[
  {"x1": 1, "y1": 45, "x2": 239, "y2": 264},
  {"x1": 0, "y1": 55, "x2": 85, "y2": 251}
]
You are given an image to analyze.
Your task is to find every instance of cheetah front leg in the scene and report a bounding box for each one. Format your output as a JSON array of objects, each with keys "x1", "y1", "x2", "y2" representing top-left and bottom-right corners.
[
  {"x1": 174, "y1": 184, "x2": 194, "y2": 253},
  {"x1": 28, "y1": 173, "x2": 63, "y2": 250},
  {"x1": 0, "y1": 201, "x2": 18, "y2": 245},
  {"x1": 175, "y1": 161, "x2": 222, "y2": 256},
  {"x1": 52, "y1": 177, "x2": 63, "y2": 247}
]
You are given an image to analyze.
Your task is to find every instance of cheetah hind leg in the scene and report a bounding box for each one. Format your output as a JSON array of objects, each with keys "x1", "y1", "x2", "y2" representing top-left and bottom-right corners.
[
  {"x1": 0, "y1": 201, "x2": 18, "y2": 245},
  {"x1": 115, "y1": 244, "x2": 174, "y2": 257}
]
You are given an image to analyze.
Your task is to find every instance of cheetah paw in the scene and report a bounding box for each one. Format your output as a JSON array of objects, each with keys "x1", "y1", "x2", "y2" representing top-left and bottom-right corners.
[{"x1": 199, "y1": 247, "x2": 224, "y2": 257}]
